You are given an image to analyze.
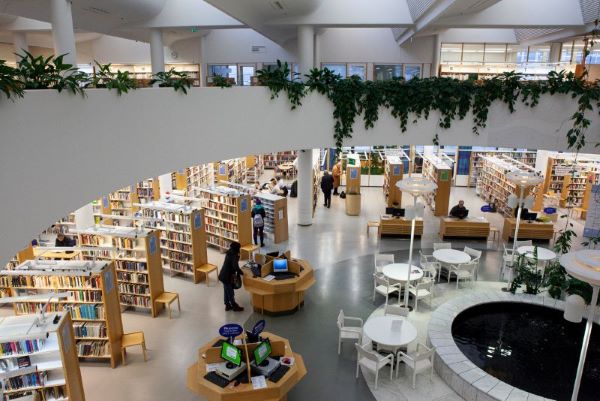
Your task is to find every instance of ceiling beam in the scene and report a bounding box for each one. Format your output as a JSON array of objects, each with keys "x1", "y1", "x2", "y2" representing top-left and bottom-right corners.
[
  {"x1": 519, "y1": 23, "x2": 597, "y2": 46},
  {"x1": 396, "y1": 0, "x2": 457, "y2": 45}
]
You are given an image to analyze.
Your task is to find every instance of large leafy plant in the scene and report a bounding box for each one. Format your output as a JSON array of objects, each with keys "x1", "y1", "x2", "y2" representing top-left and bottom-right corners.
[
  {"x1": 150, "y1": 68, "x2": 192, "y2": 94},
  {"x1": 0, "y1": 60, "x2": 23, "y2": 100},
  {"x1": 91, "y1": 62, "x2": 137, "y2": 95},
  {"x1": 15, "y1": 51, "x2": 87, "y2": 96},
  {"x1": 510, "y1": 250, "x2": 545, "y2": 295}
]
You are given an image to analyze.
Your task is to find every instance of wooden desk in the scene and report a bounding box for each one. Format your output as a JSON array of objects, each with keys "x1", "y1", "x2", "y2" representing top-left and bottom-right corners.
[
  {"x1": 33, "y1": 249, "x2": 82, "y2": 260},
  {"x1": 379, "y1": 216, "x2": 423, "y2": 237},
  {"x1": 242, "y1": 258, "x2": 315, "y2": 315},
  {"x1": 187, "y1": 332, "x2": 307, "y2": 401},
  {"x1": 439, "y1": 217, "x2": 490, "y2": 240},
  {"x1": 502, "y1": 218, "x2": 554, "y2": 242}
]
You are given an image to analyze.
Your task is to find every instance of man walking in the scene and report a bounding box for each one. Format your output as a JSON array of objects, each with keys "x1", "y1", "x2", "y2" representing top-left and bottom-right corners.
[{"x1": 321, "y1": 171, "x2": 334, "y2": 208}]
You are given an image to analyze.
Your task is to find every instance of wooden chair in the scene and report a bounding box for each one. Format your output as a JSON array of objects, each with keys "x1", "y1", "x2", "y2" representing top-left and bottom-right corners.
[
  {"x1": 196, "y1": 263, "x2": 218, "y2": 287},
  {"x1": 121, "y1": 331, "x2": 147, "y2": 365},
  {"x1": 154, "y1": 292, "x2": 181, "y2": 319}
]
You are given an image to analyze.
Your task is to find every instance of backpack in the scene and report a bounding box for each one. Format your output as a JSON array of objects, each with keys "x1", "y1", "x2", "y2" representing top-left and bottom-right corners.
[
  {"x1": 253, "y1": 213, "x2": 264, "y2": 228},
  {"x1": 339, "y1": 191, "x2": 346, "y2": 199},
  {"x1": 290, "y1": 180, "x2": 298, "y2": 198}
]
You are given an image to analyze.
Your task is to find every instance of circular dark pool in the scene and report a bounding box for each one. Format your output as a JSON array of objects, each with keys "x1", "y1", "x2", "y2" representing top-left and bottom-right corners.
[{"x1": 452, "y1": 302, "x2": 600, "y2": 401}]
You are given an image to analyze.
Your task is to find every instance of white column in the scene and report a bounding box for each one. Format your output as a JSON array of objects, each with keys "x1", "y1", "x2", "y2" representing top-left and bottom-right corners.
[
  {"x1": 297, "y1": 150, "x2": 314, "y2": 226},
  {"x1": 431, "y1": 34, "x2": 441, "y2": 77},
  {"x1": 158, "y1": 174, "x2": 173, "y2": 199},
  {"x1": 297, "y1": 26, "x2": 315, "y2": 226},
  {"x1": 549, "y1": 43, "x2": 562, "y2": 63},
  {"x1": 13, "y1": 32, "x2": 28, "y2": 59},
  {"x1": 74, "y1": 204, "x2": 94, "y2": 229},
  {"x1": 149, "y1": 28, "x2": 165, "y2": 76},
  {"x1": 50, "y1": 0, "x2": 77, "y2": 66}
]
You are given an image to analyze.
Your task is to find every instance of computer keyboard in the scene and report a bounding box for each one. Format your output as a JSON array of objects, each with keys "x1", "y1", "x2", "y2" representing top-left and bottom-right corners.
[
  {"x1": 269, "y1": 364, "x2": 291, "y2": 383},
  {"x1": 273, "y1": 273, "x2": 296, "y2": 280},
  {"x1": 204, "y1": 372, "x2": 230, "y2": 388}
]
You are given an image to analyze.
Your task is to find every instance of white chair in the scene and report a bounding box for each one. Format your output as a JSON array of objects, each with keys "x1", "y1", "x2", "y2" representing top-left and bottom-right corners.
[
  {"x1": 463, "y1": 246, "x2": 482, "y2": 278},
  {"x1": 373, "y1": 274, "x2": 401, "y2": 305},
  {"x1": 355, "y1": 342, "x2": 394, "y2": 389},
  {"x1": 337, "y1": 310, "x2": 363, "y2": 355},
  {"x1": 448, "y1": 261, "x2": 477, "y2": 288},
  {"x1": 433, "y1": 242, "x2": 452, "y2": 251},
  {"x1": 502, "y1": 244, "x2": 516, "y2": 280},
  {"x1": 419, "y1": 250, "x2": 441, "y2": 282},
  {"x1": 408, "y1": 278, "x2": 434, "y2": 311},
  {"x1": 374, "y1": 253, "x2": 395, "y2": 274},
  {"x1": 397, "y1": 343, "x2": 435, "y2": 388},
  {"x1": 384, "y1": 304, "x2": 410, "y2": 317},
  {"x1": 515, "y1": 240, "x2": 533, "y2": 248}
]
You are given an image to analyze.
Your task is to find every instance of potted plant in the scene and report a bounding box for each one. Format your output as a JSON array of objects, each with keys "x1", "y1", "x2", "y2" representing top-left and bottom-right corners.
[
  {"x1": 0, "y1": 60, "x2": 23, "y2": 100},
  {"x1": 91, "y1": 62, "x2": 137, "y2": 95},
  {"x1": 150, "y1": 68, "x2": 192, "y2": 94}
]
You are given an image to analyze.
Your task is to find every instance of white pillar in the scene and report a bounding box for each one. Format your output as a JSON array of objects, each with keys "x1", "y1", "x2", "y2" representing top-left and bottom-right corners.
[
  {"x1": 297, "y1": 150, "x2": 314, "y2": 226},
  {"x1": 297, "y1": 26, "x2": 315, "y2": 226},
  {"x1": 549, "y1": 43, "x2": 562, "y2": 63},
  {"x1": 199, "y1": 35, "x2": 206, "y2": 87},
  {"x1": 13, "y1": 32, "x2": 28, "y2": 59},
  {"x1": 158, "y1": 174, "x2": 173, "y2": 199},
  {"x1": 74, "y1": 204, "x2": 94, "y2": 229},
  {"x1": 432, "y1": 34, "x2": 441, "y2": 77},
  {"x1": 149, "y1": 28, "x2": 165, "y2": 76},
  {"x1": 50, "y1": 0, "x2": 77, "y2": 66}
]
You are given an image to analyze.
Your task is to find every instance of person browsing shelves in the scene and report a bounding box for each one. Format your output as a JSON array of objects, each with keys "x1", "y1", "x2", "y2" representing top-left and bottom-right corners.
[
  {"x1": 449, "y1": 200, "x2": 469, "y2": 219},
  {"x1": 251, "y1": 198, "x2": 266, "y2": 247},
  {"x1": 218, "y1": 242, "x2": 245, "y2": 312}
]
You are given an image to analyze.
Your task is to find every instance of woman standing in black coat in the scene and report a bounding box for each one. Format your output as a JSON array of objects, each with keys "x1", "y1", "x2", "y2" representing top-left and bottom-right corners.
[{"x1": 218, "y1": 241, "x2": 245, "y2": 312}]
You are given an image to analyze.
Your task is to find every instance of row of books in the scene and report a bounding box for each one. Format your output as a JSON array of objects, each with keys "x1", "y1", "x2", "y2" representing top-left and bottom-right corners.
[
  {"x1": 77, "y1": 341, "x2": 109, "y2": 358},
  {"x1": 115, "y1": 261, "x2": 147, "y2": 272},
  {"x1": 205, "y1": 209, "x2": 237, "y2": 223},
  {"x1": 118, "y1": 283, "x2": 149, "y2": 296},
  {"x1": 206, "y1": 227, "x2": 238, "y2": 240},
  {"x1": 0, "y1": 338, "x2": 45, "y2": 357},
  {"x1": 205, "y1": 218, "x2": 238, "y2": 232},
  {"x1": 166, "y1": 261, "x2": 194, "y2": 273},
  {"x1": 120, "y1": 294, "x2": 151, "y2": 308},
  {"x1": 205, "y1": 200, "x2": 237, "y2": 213},
  {"x1": 64, "y1": 290, "x2": 103, "y2": 303},
  {"x1": 4, "y1": 371, "x2": 46, "y2": 391},
  {"x1": 15, "y1": 275, "x2": 100, "y2": 289},
  {"x1": 67, "y1": 304, "x2": 105, "y2": 320},
  {"x1": 113, "y1": 237, "x2": 137, "y2": 250},
  {"x1": 164, "y1": 231, "x2": 192, "y2": 242},
  {"x1": 73, "y1": 322, "x2": 107, "y2": 338},
  {"x1": 79, "y1": 234, "x2": 105, "y2": 246},
  {"x1": 116, "y1": 272, "x2": 148, "y2": 284},
  {"x1": 162, "y1": 250, "x2": 192, "y2": 262},
  {"x1": 161, "y1": 242, "x2": 192, "y2": 253},
  {"x1": 163, "y1": 211, "x2": 191, "y2": 224}
]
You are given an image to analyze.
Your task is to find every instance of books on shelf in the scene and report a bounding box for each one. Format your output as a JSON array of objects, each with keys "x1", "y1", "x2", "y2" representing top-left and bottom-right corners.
[
  {"x1": 421, "y1": 154, "x2": 453, "y2": 216},
  {"x1": 542, "y1": 156, "x2": 600, "y2": 208},
  {"x1": 187, "y1": 164, "x2": 215, "y2": 196},
  {"x1": 254, "y1": 193, "x2": 288, "y2": 243},
  {"x1": 245, "y1": 155, "x2": 264, "y2": 184},
  {"x1": 468, "y1": 149, "x2": 537, "y2": 187},
  {"x1": 263, "y1": 151, "x2": 297, "y2": 169},
  {"x1": 136, "y1": 178, "x2": 159, "y2": 204},
  {"x1": 383, "y1": 152, "x2": 408, "y2": 207},
  {"x1": 1, "y1": 260, "x2": 124, "y2": 368}
]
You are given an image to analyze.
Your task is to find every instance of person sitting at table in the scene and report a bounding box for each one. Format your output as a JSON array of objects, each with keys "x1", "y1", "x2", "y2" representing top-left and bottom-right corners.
[
  {"x1": 55, "y1": 233, "x2": 75, "y2": 247},
  {"x1": 449, "y1": 200, "x2": 469, "y2": 219}
]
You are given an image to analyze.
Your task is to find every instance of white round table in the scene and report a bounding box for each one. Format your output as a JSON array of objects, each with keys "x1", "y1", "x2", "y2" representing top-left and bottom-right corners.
[
  {"x1": 363, "y1": 315, "x2": 418, "y2": 347},
  {"x1": 382, "y1": 263, "x2": 423, "y2": 307},
  {"x1": 517, "y1": 246, "x2": 557, "y2": 261},
  {"x1": 433, "y1": 249, "x2": 471, "y2": 265}
]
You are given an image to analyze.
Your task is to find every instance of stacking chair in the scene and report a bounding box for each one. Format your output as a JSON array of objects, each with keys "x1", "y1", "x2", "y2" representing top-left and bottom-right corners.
[
  {"x1": 448, "y1": 261, "x2": 477, "y2": 288},
  {"x1": 373, "y1": 274, "x2": 401, "y2": 305},
  {"x1": 502, "y1": 244, "x2": 516, "y2": 280},
  {"x1": 337, "y1": 310, "x2": 363, "y2": 355},
  {"x1": 515, "y1": 240, "x2": 533, "y2": 249},
  {"x1": 397, "y1": 343, "x2": 436, "y2": 388},
  {"x1": 355, "y1": 342, "x2": 394, "y2": 389},
  {"x1": 463, "y1": 246, "x2": 482, "y2": 279},
  {"x1": 374, "y1": 253, "x2": 395, "y2": 275},
  {"x1": 408, "y1": 278, "x2": 434, "y2": 311},
  {"x1": 433, "y1": 242, "x2": 452, "y2": 251},
  {"x1": 419, "y1": 250, "x2": 441, "y2": 282}
]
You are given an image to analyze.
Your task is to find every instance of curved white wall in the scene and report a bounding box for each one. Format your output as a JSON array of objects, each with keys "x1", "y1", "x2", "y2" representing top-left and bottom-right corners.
[{"x1": 0, "y1": 87, "x2": 598, "y2": 262}]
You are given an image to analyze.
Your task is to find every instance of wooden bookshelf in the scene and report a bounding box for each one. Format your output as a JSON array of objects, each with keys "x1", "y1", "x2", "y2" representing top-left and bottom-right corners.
[
  {"x1": 171, "y1": 171, "x2": 188, "y2": 192},
  {"x1": 136, "y1": 178, "x2": 160, "y2": 204},
  {"x1": 0, "y1": 312, "x2": 85, "y2": 401},
  {"x1": 138, "y1": 202, "x2": 215, "y2": 284},
  {"x1": 2, "y1": 260, "x2": 123, "y2": 368},
  {"x1": 246, "y1": 155, "x2": 264, "y2": 184},
  {"x1": 421, "y1": 155, "x2": 452, "y2": 216},
  {"x1": 383, "y1": 156, "x2": 405, "y2": 207},
  {"x1": 263, "y1": 151, "x2": 297, "y2": 169},
  {"x1": 196, "y1": 187, "x2": 252, "y2": 251},
  {"x1": 468, "y1": 149, "x2": 537, "y2": 187},
  {"x1": 345, "y1": 164, "x2": 361, "y2": 195},
  {"x1": 214, "y1": 158, "x2": 247, "y2": 184},
  {"x1": 74, "y1": 226, "x2": 165, "y2": 317},
  {"x1": 187, "y1": 164, "x2": 215, "y2": 196},
  {"x1": 254, "y1": 193, "x2": 288, "y2": 243},
  {"x1": 108, "y1": 187, "x2": 139, "y2": 226},
  {"x1": 476, "y1": 155, "x2": 541, "y2": 216},
  {"x1": 542, "y1": 156, "x2": 600, "y2": 207}
]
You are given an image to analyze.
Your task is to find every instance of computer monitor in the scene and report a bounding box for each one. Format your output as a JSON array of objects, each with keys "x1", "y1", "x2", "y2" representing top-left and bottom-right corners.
[
  {"x1": 266, "y1": 251, "x2": 280, "y2": 258},
  {"x1": 385, "y1": 207, "x2": 405, "y2": 217},
  {"x1": 273, "y1": 258, "x2": 288, "y2": 273},
  {"x1": 220, "y1": 342, "x2": 242, "y2": 367},
  {"x1": 525, "y1": 212, "x2": 538, "y2": 221},
  {"x1": 253, "y1": 340, "x2": 272, "y2": 366}
]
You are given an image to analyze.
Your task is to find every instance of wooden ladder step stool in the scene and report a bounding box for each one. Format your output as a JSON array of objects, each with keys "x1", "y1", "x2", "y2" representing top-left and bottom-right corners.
[
  {"x1": 121, "y1": 331, "x2": 147, "y2": 366},
  {"x1": 155, "y1": 292, "x2": 181, "y2": 319}
]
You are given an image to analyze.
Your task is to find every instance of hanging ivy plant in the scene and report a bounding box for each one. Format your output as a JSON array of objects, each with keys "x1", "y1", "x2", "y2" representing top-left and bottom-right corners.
[{"x1": 256, "y1": 62, "x2": 600, "y2": 153}]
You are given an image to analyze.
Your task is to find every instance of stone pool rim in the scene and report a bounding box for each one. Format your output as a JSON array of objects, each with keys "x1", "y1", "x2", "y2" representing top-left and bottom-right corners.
[{"x1": 427, "y1": 291, "x2": 600, "y2": 401}]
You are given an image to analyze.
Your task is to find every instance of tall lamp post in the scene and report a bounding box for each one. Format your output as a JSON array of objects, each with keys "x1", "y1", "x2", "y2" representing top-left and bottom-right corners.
[
  {"x1": 396, "y1": 177, "x2": 437, "y2": 307},
  {"x1": 504, "y1": 171, "x2": 544, "y2": 291},
  {"x1": 560, "y1": 250, "x2": 600, "y2": 401}
]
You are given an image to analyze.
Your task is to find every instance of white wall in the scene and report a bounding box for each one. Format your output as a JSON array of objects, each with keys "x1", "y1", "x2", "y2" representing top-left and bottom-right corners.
[
  {"x1": 0, "y1": 88, "x2": 598, "y2": 263},
  {"x1": 440, "y1": 29, "x2": 517, "y2": 44}
]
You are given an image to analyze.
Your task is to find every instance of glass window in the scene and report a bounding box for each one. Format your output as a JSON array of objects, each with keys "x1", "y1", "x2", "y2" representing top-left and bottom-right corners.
[
  {"x1": 506, "y1": 45, "x2": 528, "y2": 63},
  {"x1": 573, "y1": 41, "x2": 586, "y2": 63},
  {"x1": 561, "y1": 42, "x2": 573, "y2": 63},
  {"x1": 462, "y1": 44, "x2": 485, "y2": 63},
  {"x1": 588, "y1": 48, "x2": 600, "y2": 64},
  {"x1": 208, "y1": 65, "x2": 237, "y2": 83},
  {"x1": 263, "y1": 63, "x2": 278, "y2": 72},
  {"x1": 238, "y1": 65, "x2": 255, "y2": 86},
  {"x1": 404, "y1": 65, "x2": 421, "y2": 80},
  {"x1": 441, "y1": 43, "x2": 462, "y2": 63},
  {"x1": 374, "y1": 64, "x2": 403, "y2": 80},
  {"x1": 528, "y1": 45, "x2": 550, "y2": 63},
  {"x1": 348, "y1": 64, "x2": 366, "y2": 80},
  {"x1": 322, "y1": 63, "x2": 347, "y2": 77},
  {"x1": 484, "y1": 44, "x2": 506, "y2": 63}
]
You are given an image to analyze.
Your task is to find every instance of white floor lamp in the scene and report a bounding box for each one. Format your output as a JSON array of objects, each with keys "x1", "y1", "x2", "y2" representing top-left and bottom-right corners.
[
  {"x1": 504, "y1": 171, "x2": 544, "y2": 291},
  {"x1": 396, "y1": 177, "x2": 437, "y2": 308},
  {"x1": 560, "y1": 250, "x2": 600, "y2": 401}
]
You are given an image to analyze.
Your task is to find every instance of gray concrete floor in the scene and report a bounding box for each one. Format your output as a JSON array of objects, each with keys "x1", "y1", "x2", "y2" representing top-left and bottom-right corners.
[{"x1": 0, "y1": 180, "x2": 590, "y2": 401}]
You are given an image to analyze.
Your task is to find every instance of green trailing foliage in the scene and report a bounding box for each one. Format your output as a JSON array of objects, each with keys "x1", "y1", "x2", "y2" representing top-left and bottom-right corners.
[
  {"x1": 211, "y1": 75, "x2": 233, "y2": 88},
  {"x1": 0, "y1": 60, "x2": 23, "y2": 100},
  {"x1": 91, "y1": 62, "x2": 137, "y2": 95},
  {"x1": 255, "y1": 62, "x2": 600, "y2": 153},
  {"x1": 150, "y1": 68, "x2": 192, "y2": 94},
  {"x1": 14, "y1": 51, "x2": 87, "y2": 96}
]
